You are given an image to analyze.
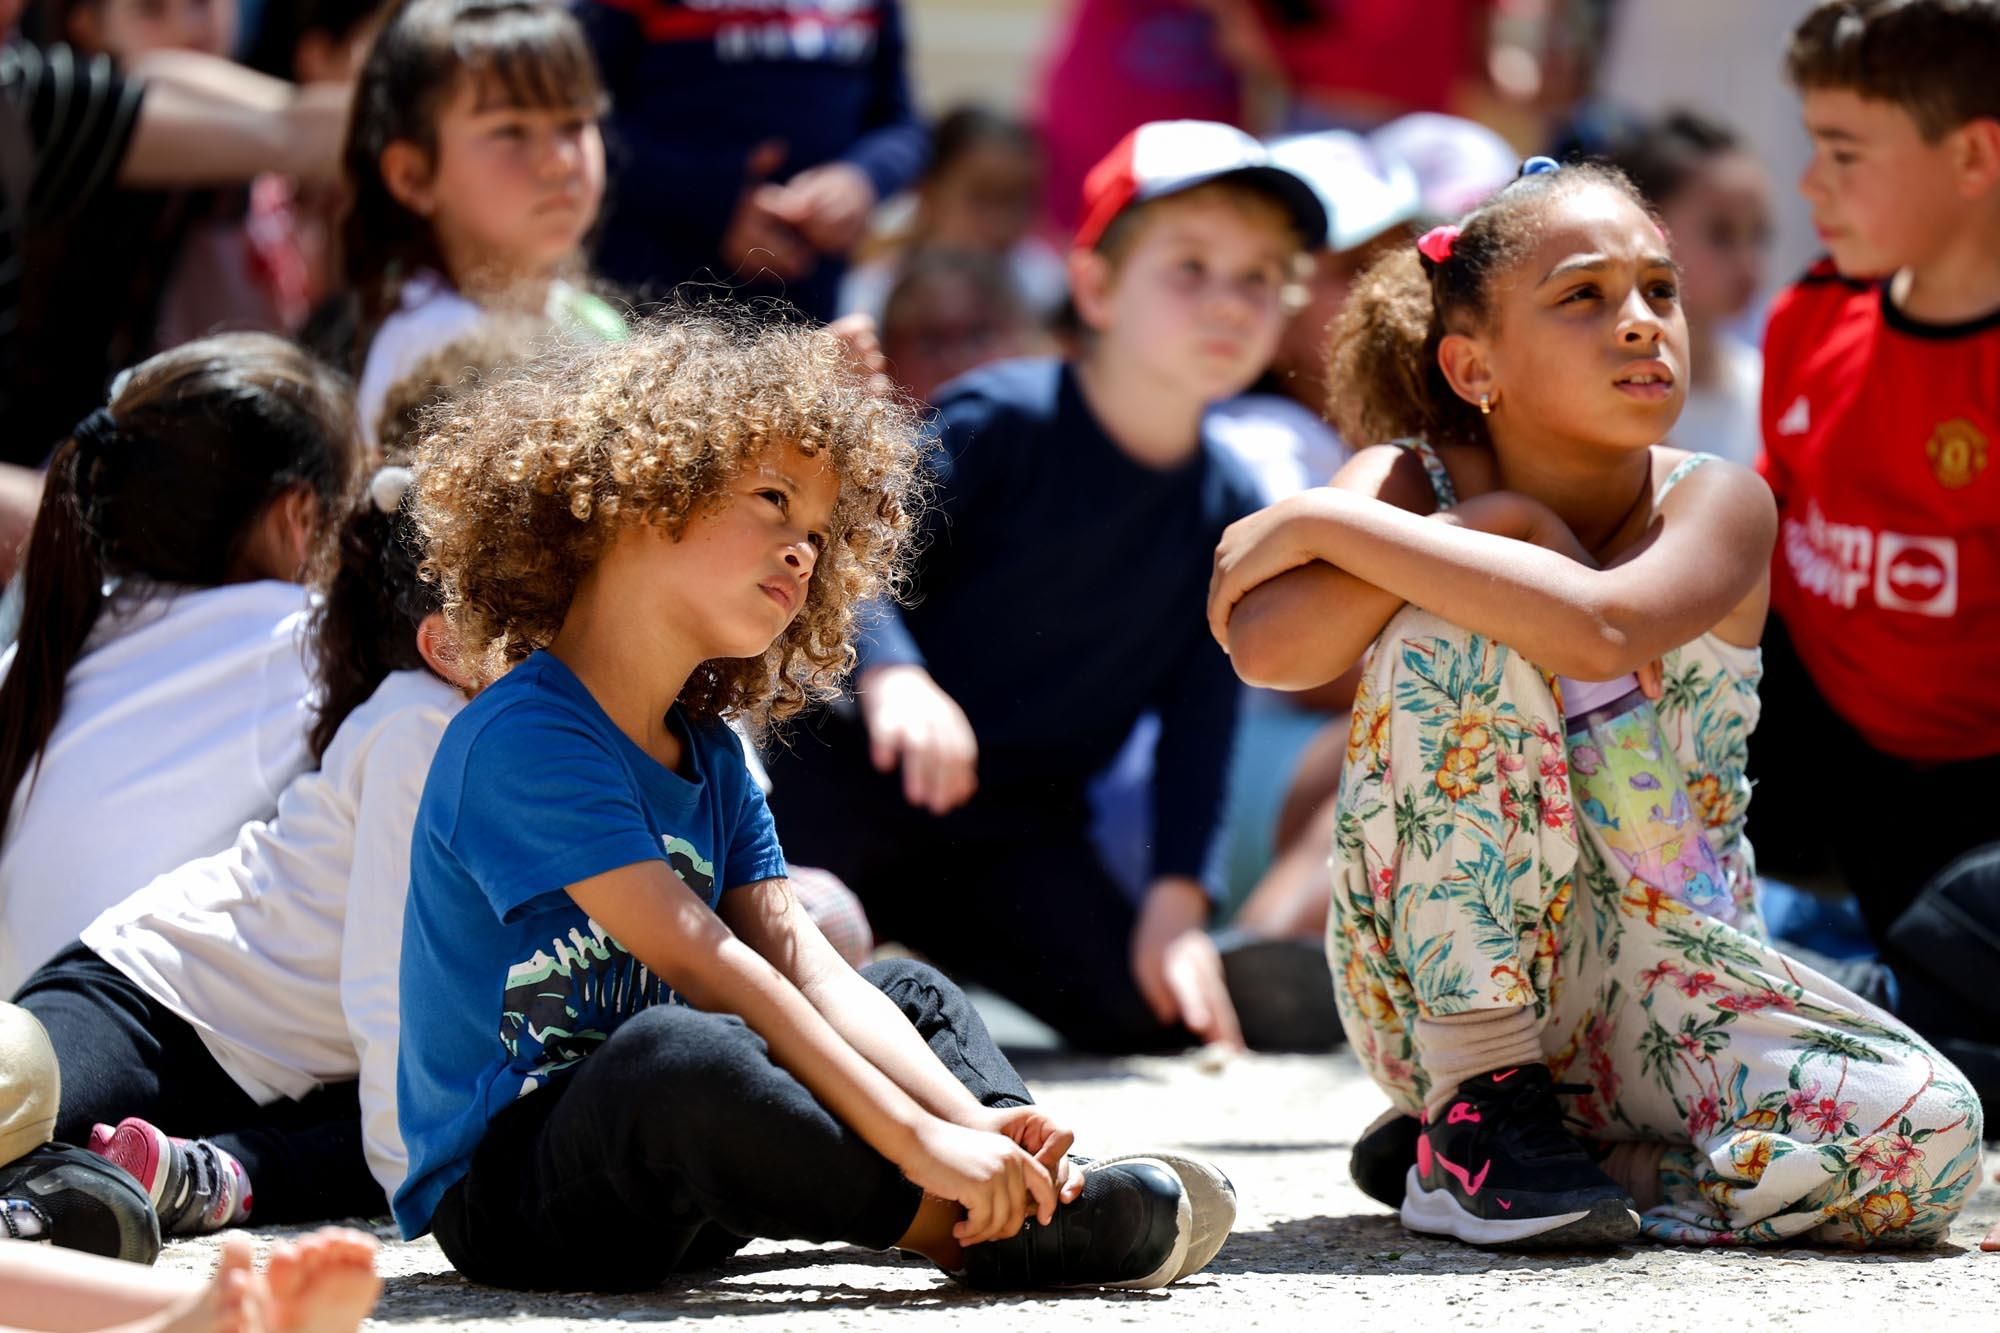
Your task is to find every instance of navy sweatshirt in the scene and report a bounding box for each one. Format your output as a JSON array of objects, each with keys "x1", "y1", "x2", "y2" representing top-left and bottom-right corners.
[
  {"x1": 859, "y1": 358, "x2": 1261, "y2": 888},
  {"x1": 575, "y1": 0, "x2": 926, "y2": 322}
]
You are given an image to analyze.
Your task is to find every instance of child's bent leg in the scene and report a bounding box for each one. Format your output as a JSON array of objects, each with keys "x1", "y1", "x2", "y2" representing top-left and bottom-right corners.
[
  {"x1": 431, "y1": 1004, "x2": 925, "y2": 1292},
  {"x1": 1609, "y1": 941, "x2": 1984, "y2": 1247},
  {"x1": 1326, "y1": 606, "x2": 1578, "y2": 1111},
  {"x1": 203, "y1": 1084, "x2": 384, "y2": 1225},
  {"x1": 860, "y1": 958, "x2": 1033, "y2": 1109}
]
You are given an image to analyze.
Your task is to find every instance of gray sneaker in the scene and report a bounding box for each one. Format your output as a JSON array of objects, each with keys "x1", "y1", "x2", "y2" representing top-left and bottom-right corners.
[{"x1": 0, "y1": 1142, "x2": 161, "y2": 1264}]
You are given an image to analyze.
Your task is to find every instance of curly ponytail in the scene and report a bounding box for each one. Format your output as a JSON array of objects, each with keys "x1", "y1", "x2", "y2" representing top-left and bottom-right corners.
[{"x1": 1325, "y1": 160, "x2": 1653, "y2": 451}]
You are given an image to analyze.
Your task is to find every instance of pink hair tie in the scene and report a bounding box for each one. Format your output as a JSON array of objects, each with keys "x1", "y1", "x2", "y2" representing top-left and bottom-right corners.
[{"x1": 1417, "y1": 225, "x2": 1460, "y2": 265}]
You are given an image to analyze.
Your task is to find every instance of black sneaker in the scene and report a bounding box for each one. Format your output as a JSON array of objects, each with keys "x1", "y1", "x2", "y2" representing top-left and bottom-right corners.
[
  {"x1": 955, "y1": 1157, "x2": 1191, "y2": 1290},
  {"x1": 0, "y1": 1142, "x2": 161, "y2": 1264},
  {"x1": 1401, "y1": 1065, "x2": 1638, "y2": 1248},
  {"x1": 1214, "y1": 932, "x2": 1345, "y2": 1053},
  {"x1": 1077, "y1": 1152, "x2": 1236, "y2": 1280},
  {"x1": 1349, "y1": 1108, "x2": 1421, "y2": 1209}
]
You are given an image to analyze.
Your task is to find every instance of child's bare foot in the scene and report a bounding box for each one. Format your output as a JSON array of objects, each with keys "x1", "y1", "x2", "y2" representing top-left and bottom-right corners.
[
  {"x1": 262, "y1": 1228, "x2": 380, "y2": 1333},
  {"x1": 125, "y1": 1233, "x2": 266, "y2": 1333}
]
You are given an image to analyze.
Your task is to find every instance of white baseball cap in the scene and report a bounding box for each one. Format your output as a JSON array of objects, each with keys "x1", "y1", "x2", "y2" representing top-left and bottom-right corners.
[{"x1": 1267, "y1": 130, "x2": 1423, "y2": 253}]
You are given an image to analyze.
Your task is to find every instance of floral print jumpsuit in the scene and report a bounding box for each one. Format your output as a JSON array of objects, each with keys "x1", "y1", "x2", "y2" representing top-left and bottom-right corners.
[{"x1": 1326, "y1": 445, "x2": 1982, "y2": 1246}]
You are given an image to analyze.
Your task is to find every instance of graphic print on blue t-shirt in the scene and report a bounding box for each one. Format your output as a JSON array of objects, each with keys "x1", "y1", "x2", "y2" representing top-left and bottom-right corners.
[
  {"x1": 498, "y1": 837, "x2": 716, "y2": 1089},
  {"x1": 392, "y1": 653, "x2": 788, "y2": 1239}
]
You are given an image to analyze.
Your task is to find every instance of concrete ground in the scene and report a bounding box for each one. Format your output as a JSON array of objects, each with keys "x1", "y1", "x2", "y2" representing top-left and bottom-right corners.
[{"x1": 157, "y1": 1046, "x2": 2000, "y2": 1333}]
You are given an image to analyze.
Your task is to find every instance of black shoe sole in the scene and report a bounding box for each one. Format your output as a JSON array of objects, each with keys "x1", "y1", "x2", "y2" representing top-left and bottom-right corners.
[{"x1": 1215, "y1": 934, "x2": 1344, "y2": 1053}]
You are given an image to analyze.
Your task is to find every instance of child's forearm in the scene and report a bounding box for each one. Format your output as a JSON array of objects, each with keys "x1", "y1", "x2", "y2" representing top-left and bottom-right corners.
[
  {"x1": 679, "y1": 933, "x2": 940, "y2": 1160},
  {"x1": 1227, "y1": 494, "x2": 1572, "y2": 690},
  {"x1": 727, "y1": 881, "x2": 990, "y2": 1124},
  {"x1": 1260, "y1": 490, "x2": 1666, "y2": 679},
  {"x1": 569, "y1": 867, "x2": 935, "y2": 1168},
  {"x1": 800, "y1": 965, "x2": 991, "y2": 1122}
]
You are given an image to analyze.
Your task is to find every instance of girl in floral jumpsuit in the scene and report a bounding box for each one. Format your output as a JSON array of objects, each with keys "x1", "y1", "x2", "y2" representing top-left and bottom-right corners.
[{"x1": 1207, "y1": 159, "x2": 1981, "y2": 1250}]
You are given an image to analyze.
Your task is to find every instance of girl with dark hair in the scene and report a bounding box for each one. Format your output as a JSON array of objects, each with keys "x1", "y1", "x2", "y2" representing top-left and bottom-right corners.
[
  {"x1": 1608, "y1": 110, "x2": 1773, "y2": 467},
  {"x1": 7, "y1": 337, "x2": 498, "y2": 1235},
  {"x1": 1209, "y1": 160, "x2": 1978, "y2": 1250},
  {"x1": 0, "y1": 332, "x2": 355, "y2": 996},
  {"x1": 344, "y1": 0, "x2": 620, "y2": 446}
]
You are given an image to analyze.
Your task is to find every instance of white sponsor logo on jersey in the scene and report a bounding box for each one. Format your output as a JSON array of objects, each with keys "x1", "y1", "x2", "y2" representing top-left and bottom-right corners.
[
  {"x1": 1776, "y1": 396, "x2": 1811, "y2": 436},
  {"x1": 1781, "y1": 503, "x2": 1959, "y2": 617}
]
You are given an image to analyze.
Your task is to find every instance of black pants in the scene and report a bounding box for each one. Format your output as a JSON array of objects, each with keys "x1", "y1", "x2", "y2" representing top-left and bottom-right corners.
[
  {"x1": 762, "y1": 711, "x2": 1183, "y2": 1053},
  {"x1": 1746, "y1": 615, "x2": 2000, "y2": 941},
  {"x1": 431, "y1": 958, "x2": 1029, "y2": 1291},
  {"x1": 13, "y1": 941, "x2": 385, "y2": 1223}
]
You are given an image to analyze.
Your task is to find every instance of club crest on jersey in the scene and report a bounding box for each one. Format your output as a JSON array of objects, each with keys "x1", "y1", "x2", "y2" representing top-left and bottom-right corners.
[{"x1": 1925, "y1": 418, "x2": 1988, "y2": 490}]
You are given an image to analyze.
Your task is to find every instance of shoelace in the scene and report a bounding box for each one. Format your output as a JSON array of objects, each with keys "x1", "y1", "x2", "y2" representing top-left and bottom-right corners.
[
  {"x1": 1480, "y1": 1077, "x2": 1600, "y2": 1160},
  {"x1": 0, "y1": 1198, "x2": 48, "y2": 1240}
]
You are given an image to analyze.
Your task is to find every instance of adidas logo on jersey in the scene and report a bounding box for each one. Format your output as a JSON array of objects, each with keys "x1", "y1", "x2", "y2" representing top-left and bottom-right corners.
[{"x1": 1777, "y1": 396, "x2": 1811, "y2": 436}]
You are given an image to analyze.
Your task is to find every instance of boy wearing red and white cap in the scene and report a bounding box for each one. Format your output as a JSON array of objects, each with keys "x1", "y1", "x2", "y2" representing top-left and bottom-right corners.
[{"x1": 765, "y1": 122, "x2": 1324, "y2": 1054}]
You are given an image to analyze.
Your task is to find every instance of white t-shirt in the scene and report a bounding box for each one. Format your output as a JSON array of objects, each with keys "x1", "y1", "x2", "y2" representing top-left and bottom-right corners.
[
  {"x1": 0, "y1": 581, "x2": 313, "y2": 995},
  {"x1": 1205, "y1": 392, "x2": 1352, "y2": 506},
  {"x1": 354, "y1": 271, "x2": 604, "y2": 449},
  {"x1": 84, "y1": 669, "x2": 464, "y2": 1200},
  {"x1": 1672, "y1": 336, "x2": 1763, "y2": 470}
]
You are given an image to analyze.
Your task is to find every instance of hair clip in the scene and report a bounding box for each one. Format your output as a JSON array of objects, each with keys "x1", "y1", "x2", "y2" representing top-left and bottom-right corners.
[
  {"x1": 1519, "y1": 155, "x2": 1560, "y2": 178},
  {"x1": 71, "y1": 407, "x2": 123, "y2": 456},
  {"x1": 1416, "y1": 225, "x2": 1460, "y2": 264},
  {"x1": 369, "y1": 465, "x2": 414, "y2": 515}
]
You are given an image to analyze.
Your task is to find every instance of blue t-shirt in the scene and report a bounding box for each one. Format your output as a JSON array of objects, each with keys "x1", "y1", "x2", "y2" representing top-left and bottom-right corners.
[{"x1": 391, "y1": 652, "x2": 787, "y2": 1238}]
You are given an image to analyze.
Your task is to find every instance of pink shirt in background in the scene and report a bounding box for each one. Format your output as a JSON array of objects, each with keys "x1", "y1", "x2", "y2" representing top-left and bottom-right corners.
[{"x1": 1033, "y1": 0, "x2": 1243, "y2": 233}]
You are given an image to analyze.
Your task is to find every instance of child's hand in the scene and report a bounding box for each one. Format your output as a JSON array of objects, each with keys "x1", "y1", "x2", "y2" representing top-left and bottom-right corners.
[
  {"x1": 970, "y1": 1104, "x2": 1086, "y2": 1208},
  {"x1": 722, "y1": 139, "x2": 814, "y2": 280},
  {"x1": 1208, "y1": 495, "x2": 1324, "y2": 650},
  {"x1": 858, "y1": 664, "x2": 979, "y2": 814},
  {"x1": 767, "y1": 162, "x2": 877, "y2": 254},
  {"x1": 1131, "y1": 877, "x2": 1245, "y2": 1051},
  {"x1": 905, "y1": 1117, "x2": 1057, "y2": 1243}
]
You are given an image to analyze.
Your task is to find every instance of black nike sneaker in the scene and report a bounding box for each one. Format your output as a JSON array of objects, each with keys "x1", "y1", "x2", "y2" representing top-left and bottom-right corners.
[
  {"x1": 955, "y1": 1157, "x2": 1191, "y2": 1290},
  {"x1": 1401, "y1": 1064, "x2": 1639, "y2": 1248}
]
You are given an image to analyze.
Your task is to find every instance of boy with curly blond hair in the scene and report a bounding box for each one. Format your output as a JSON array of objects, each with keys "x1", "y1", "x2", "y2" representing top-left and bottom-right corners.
[{"x1": 392, "y1": 312, "x2": 1234, "y2": 1294}]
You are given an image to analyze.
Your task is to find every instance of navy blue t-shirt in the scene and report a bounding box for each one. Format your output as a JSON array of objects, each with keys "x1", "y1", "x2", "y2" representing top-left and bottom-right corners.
[
  {"x1": 855, "y1": 357, "x2": 1261, "y2": 887},
  {"x1": 392, "y1": 652, "x2": 786, "y2": 1238}
]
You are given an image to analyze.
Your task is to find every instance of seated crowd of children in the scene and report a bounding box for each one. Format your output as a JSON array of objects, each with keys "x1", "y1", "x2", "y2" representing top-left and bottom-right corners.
[{"x1": 0, "y1": 0, "x2": 1995, "y2": 1315}]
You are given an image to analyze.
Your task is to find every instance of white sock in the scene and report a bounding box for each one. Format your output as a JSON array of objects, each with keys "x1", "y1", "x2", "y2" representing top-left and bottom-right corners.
[{"x1": 1415, "y1": 1005, "x2": 1544, "y2": 1119}]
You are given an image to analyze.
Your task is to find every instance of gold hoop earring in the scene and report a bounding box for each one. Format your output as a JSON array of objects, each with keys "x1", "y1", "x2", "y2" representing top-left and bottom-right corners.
[{"x1": 1479, "y1": 393, "x2": 1493, "y2": 416}]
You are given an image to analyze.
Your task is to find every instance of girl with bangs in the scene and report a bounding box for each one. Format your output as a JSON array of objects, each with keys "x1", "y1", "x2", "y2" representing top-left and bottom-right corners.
[{"x1": 345, "y1": 0, "x2": 624, "y2": 448}]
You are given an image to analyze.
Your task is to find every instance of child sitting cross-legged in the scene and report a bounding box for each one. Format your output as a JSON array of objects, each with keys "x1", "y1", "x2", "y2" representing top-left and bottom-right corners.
[
  {"x1": 394, "y1": 313, "x2": 1234, "y2": 1293},
  {"x1": 1211, "y1": 157, "x2": 1982, "y2": 1249}
]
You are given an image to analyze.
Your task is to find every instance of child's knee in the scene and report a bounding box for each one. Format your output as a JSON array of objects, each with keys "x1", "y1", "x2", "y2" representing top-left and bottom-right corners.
[
  {"x1": 0, "y1": 1002, "x2": 58, "y2": 1167},
  {"x1": 1822, "y1": 1060, "x2": 1983, "y2": 1247},
  {"x1": 1374, "y1": 605, "x2": 1553, "y2": 708}
]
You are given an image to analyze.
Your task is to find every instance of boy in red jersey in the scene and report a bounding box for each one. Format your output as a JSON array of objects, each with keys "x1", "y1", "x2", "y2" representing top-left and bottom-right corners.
[{"x1": 1751, "y1": 0, "x2": 2000, "y2": 1103}]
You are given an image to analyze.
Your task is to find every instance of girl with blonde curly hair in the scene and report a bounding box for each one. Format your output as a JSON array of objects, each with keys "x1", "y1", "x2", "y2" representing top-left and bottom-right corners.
[{"x1": 394, "y1": 312, "x2": 1230, "y2": 1296}]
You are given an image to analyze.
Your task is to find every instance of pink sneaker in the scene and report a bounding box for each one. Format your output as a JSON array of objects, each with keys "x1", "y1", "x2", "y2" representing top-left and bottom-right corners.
[{"x1": 88, "y1": 1117, "x2": 251, "y2": 1236}]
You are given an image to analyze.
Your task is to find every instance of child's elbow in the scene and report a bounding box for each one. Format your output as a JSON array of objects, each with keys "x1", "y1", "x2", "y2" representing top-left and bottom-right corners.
[{"x1": 1226, "y1": 602, "x2": 1328, "y2": 691}]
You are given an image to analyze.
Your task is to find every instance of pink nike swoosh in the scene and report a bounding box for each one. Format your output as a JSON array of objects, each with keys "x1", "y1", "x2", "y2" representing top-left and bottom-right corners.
[
  {"x1": 1490, "y1": 1068, "x2": 1521, "y2": 1083},
  {"x1": 1497, "y1": 1198, "x2": 1513, "y2": 1210},
  {"x1": 1436, "y1": 1151, "x2": 1491, "y2": 1197}
]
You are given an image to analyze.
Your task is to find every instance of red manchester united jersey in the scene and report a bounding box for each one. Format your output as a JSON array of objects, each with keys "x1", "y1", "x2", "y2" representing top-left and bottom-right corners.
[{"x1": 1759, "y1": 262, "x2": 2000, "y2": 762}]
